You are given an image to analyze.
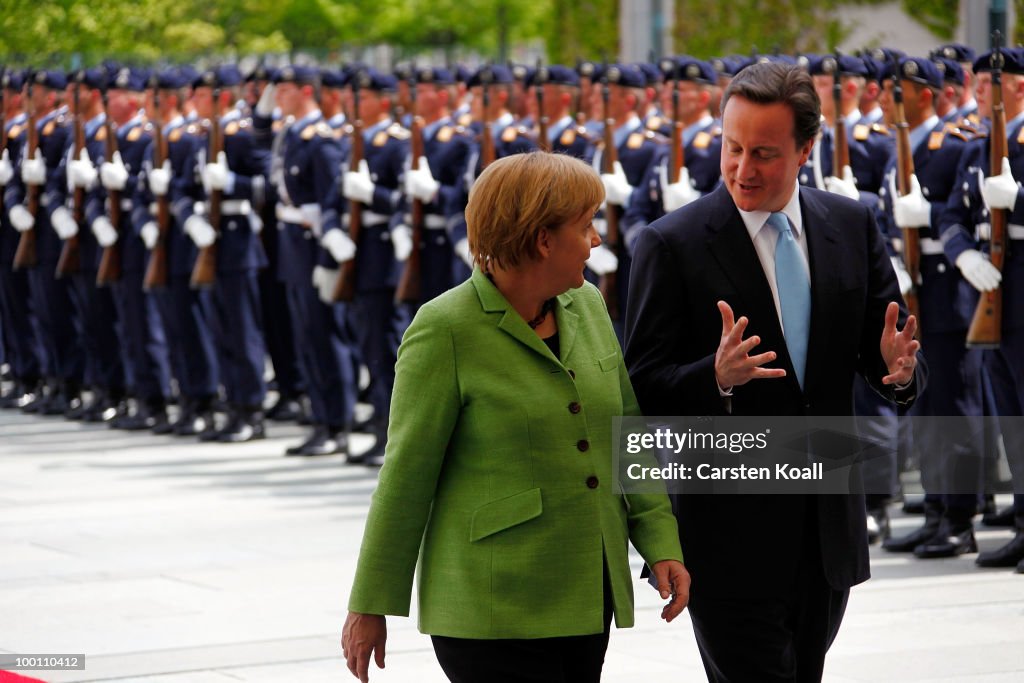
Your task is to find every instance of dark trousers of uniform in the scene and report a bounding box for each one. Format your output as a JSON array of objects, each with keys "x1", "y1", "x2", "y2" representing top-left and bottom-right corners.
[
  {"x1": 687, "y1": 502, "x2": 849, "y2": 683},
  {"x1": 72, "y1": 269, "x2": 125, "y2": 397},
  {"x1": 153, "y1": 276, "x2": 219, "y2": 403},
  {"x1": 351, "y1": 289, "x2": 404, "y2": 427},
  {"x1": 28, "y1": 264, "x2": 83, "y2": 388},
  {"x1": 984, "y1": 330, "x2": 1024, "y2": 523},
  {"x1": 113, "y1": 270, "x2": 171, "y2": 405},
  {"x1": 0, "y1": 265, "x2": 42, "y2": 383},
  {"x1": 284, "y1": 281, "x2": 355, "y2": 430},
  {"x1": 212, "y1": 271, "x2": 266, "y2": 408},
  {"x1": 430, "y1": 570, "x2": 613, "y2": 683},
  {"x1": 420, "y1": 231, "x2": 456, "y2": 304},
  {"x1": 258, "y1": 267, "x2": 303, "y2": 398}
]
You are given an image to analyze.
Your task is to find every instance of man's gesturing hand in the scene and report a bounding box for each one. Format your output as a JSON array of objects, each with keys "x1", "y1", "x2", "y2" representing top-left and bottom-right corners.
[
  {"x1": 714, "y1": 300, "x2": 785, "y2": 390},
  {"x1": 880, "y1": 301, "x2": 919, "y2": 386}
]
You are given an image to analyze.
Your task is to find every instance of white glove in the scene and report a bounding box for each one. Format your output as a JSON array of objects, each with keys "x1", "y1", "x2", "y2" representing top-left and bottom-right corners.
[
  {"x1": 405, "y1": 158, "x2": 440, "y2": 202},
  {"x1": 255, "y1": 83, "x2": 277, "y2": 117},
  {"x1": 0, "y1": 149, "x2": 13, "y2": 186},
  {"x1": 601, "y1": 161, "x2": 633, "y2": 207},
  {"x1": 981, "y1": 157, "x2": 1019, "y2": 211},
  {"x1": 148, "y1": 160, "x2": 171, "y2": 197},
  {"x1": 321, "y1": 229, "x2": 356, "y2": 264},
  {"x1": 343, "y1": 159, "x2": 375, "y2": 205},
  {"x1": 454, "y1": 237, "x2": 473, "y2": 268},
  {"x1": 140, "y1": 221, "x2": 159, "y2": 250},
  {"x1": 91, "y1": 216, "x2": 118, "y2": 247},
  {"x1": 892, "y1": 173, "x2": 931, "y2": 228},
  {"x1": 51, "y1": 206, "x2": 78, "y2": 240},
  {"x1": 955, "y1": 249, "x2": 1002, "y2": 292},
  {"x1": 202, "y1": 151, "x2": 234, "y2": 195},
  {"x1": 586, "y1": 243, "x2": 618, "y2": 275},
  {"x1": 69, "y1": 148, "x2": 98, "y2": 189},
  {"x1": 311, "y1": 265, "x2": 340, "y2": 305},
  {"x1": 391, "y1": 224, "x2": 413, "y2": 262},
  {"x1": 890, "y1": 256, "x2": 913, "y2": 296},
  {"x1": 9, "y1": 204, "x2": 35, "y2": 232},
  {"x1": 824, "y1": 165, "x2": 859, "y2": 200},
  {"x1": 183, "y1": 214, "x2": 216, "y2": 248},
  {"x1": 659, "y1": 164, "x2": 700, "y2": 213},
  {"x1": 100, "y1": 151, "x2": 129, "y2": 191},
  {"x1": 21, "y1": 149, "x2": 46, "y2": 186}
]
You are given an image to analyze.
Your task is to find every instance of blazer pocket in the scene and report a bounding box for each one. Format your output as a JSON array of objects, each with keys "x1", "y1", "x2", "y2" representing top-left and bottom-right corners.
[
  {"x1": 469, "y1": 487, "x2": 543, "y2": 542},
  {"x1": 598, "y1": 352, "x2": 619, "y2": 372}
]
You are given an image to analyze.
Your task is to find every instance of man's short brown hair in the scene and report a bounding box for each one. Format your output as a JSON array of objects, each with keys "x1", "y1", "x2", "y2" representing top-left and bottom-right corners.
[{"x1": 722, "y1": 62, "x2": 821, "y2": 148}]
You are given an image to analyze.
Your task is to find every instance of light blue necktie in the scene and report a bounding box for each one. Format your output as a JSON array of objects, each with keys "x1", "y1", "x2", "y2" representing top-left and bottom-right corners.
[{"x1": 767, "y1": 211, "x2": 811, "y2": 388}]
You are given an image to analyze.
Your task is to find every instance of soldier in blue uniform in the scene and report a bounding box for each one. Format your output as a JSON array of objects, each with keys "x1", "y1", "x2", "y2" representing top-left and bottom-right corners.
[
  {"x1": 96, "y1": 67, "x2": 173, "y2": 431},
  {"x1": 935, "y1": 43, "x2": 982, "y2": 128},
  {"x1": 401, "y1": 65, "x2": 473, "y2": 305},
  {"x1": 178, "y1": 65, "x2": 269, "y2": 442},
  {"x1": 268, "y1": 65, "x2": 355, "y2": 457},
  {"x1": 940, "y1": 47, "x2": 1024, "y2": 573},
  {"x1": 7, "y1": 70, "x2": 83, "y2": 416},
  {"x1": 135, "y1": 68, "x2": 221, "y2": 437},
  {"x1": 0, "y1": 69, "x2": 44, "y2": 409},
  {"x1": 527, "y1": 64, "x2": 592, "y2": 161},
  {"x1": 339, "y1": 68, "x2": 411, "y2": 466},
  {"x1": 873, "y1": 57, "x2": 980, "y2": 558}
]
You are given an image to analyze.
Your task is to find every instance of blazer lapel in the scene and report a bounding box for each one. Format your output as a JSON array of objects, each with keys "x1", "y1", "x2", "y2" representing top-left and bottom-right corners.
[
  {"x1": 471, "y1": 268, "x2": 560, "y2": 363},
  {"x1": 555, "y1": 290, "x2": 578, "y2": 361},
  {"x1": 800, "y1": 188, "x2": 841, "y2": 393}
]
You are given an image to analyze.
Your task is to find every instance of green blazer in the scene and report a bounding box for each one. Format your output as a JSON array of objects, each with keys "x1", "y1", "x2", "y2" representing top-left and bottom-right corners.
[{"x1": 348, "y1": 268, "x2": 683, "y2": 639}]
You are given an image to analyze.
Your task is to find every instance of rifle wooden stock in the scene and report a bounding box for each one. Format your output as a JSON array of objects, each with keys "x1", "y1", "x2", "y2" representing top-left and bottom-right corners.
[
  {"x1": 14, "y1": 83, "x2": 40, "y2": 270},
  {"x1": 599, "y1": 102, "x2": 620, "y2": 320},
  {"x1": 143, "y1": 114, "x2": 170, "y2": 291},
  {"x1": 967, "y1": 46, "x2": 1008, "y2": 348},
  {"x1": 333, "y1": 114, "x2": 364, "y2": 303},
  {"x1": 396, "y1": 112, "x2": 425, "y2": 304},
  {"x1": 833, "y1": 108, "x2": 850, "y2": 176},
  {"x1": 57, "y1": 101, "x2": 85, "y2": 280},
  {"x1": 190, "y1": 112, "x2": 221, "y2": 289},
  {"x1": 671, "y1": 72, "x2": 684, "y2": 184},
  {"x1": 96, "y1": 101, "x2": 122, "y2": 286},
  {"x1": 536, "y1": 64, "x2": 550, "y2": 153},
  {"x1": 892, "y1": 98, "x2": 921, "y2": 327}
]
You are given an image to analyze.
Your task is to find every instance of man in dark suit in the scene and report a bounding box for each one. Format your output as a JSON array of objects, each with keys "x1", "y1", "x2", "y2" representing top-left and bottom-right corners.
[{"x1": 625, "y1": 62, "x2": 926, "y2": 682}]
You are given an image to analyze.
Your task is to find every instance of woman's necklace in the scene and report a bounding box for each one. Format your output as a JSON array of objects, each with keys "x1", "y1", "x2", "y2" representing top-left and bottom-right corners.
[{"x1": 527, "y1": 298, "x2": 555, "y2": 329}]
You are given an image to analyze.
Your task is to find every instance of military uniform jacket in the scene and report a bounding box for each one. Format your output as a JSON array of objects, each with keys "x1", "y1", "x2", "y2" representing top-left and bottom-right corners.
[
  {"x1": 347, "y1": 270, "x2": 683, "y2": 638},
  {"x1": 178, "y1": 110, "x2": 269, "y2": 274},
  {"x1": 939, "y1": 114, "x2": 1024, "y2": 331},
  {"x1": 592, "y1": 117, "x2": 664, "y2": 246},
  {"x1": 108, "y1": 116, "x2": 153, "y2": 272},
  {"x1": 61, "y1": 113, "x2": 109, "y2": 271},
  {"x1": 1, "y1": 113, "x2": 29, "y2": 264},
  {"x1": 801, "y1": 120, "x2": 894, "y2": 200},
  {"x1": 547, "y1": 115, "x2": 594, "y2": 163}
]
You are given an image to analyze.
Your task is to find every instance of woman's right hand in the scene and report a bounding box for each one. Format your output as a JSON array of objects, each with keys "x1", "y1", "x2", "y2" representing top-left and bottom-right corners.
[{"x1": 341, "y1": 611, "x2": 387, "y2": 682}]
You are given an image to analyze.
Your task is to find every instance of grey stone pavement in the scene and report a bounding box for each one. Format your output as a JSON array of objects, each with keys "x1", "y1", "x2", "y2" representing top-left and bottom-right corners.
[{"x1": 2, "y1": 404, "x2": 1023, "y2": 683}]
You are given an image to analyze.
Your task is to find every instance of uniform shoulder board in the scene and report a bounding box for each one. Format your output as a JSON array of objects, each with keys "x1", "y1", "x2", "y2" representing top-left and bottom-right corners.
[
  {"x1": 1018, "y1": 126, "x2": 1024, "y2": 145},
  {"x1": 126, "y1": 126, "x2": 143, "y2": 142},
  {"x1": 315, "y1": 122, "x2": 333, "y2": 137},
  {"x1": 224, "y1": 121, "x2": 240, "y2": 136},
  {"x1": 501, "y1": 125, "x2": 518, "y2": 143},
  {"x1": 942, "y1": 124, "x2": 969, "y2": 141},
  {"x1": 928, "y1": 130, "x2": 945, "y2": 150},
  {"x1": 870, "y1": 123, "x2": 891, "y2": 136},
  {"x1": 457, "y1": 112, "x2": 473, "y2": 128},
  {"x1": 852, "y1": 123, "x2": 870, "y2": 141},
  {"x1": 7, "y1": 124, "x2": 23, "y2": 139},
  {"x1": 168, "y1": 127, "x2": 183, "y2": 143},
  {"x1": 437, "y1": 125, "x2": 453, "y2": 143},
  {"x1": 388, "y1": 123, "x2": 411, "y2": 140},
  {"x1": 560, "y1": 127, "x2": 577, "y2": 146},
  {"x1": 42, "y1": 120, "x2": 55, "y2": 136},
  {"x1": 692, "y1": 131, "x2": 712, "y2": 149},
  {"x1": 301, "y1": 124, "x2": 317, "y2": 140},
  {"x1": 372, "y1": 130, "x2": 389, "y2": 147},
  {"x1": 646, "y1": 116, "x2": 663, "y2": 131},
  {"x1": 967, "y1": 113, "x2": 981, "y2": 126},
  {"x1": 626, "y1": 132, "x2": 645, "y2": 149},
  {"x1": 272, "y1": 119, "x2": 285, "y2": 132}
]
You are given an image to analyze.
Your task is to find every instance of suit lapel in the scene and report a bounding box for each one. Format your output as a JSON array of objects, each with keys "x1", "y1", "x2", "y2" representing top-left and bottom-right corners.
[
  {"x1": 472, "y1": 268, "x2": 562, "y2": 363},
  {"x1": 800, "y1": 188, "x2": 841, "y2": 393},
  {"x1": 555, "y1": 291, "x2": 578, "y2": 361}
]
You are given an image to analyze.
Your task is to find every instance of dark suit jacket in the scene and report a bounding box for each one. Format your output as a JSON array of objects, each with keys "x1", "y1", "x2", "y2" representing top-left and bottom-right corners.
[{"x1": 625, "y1": 183, "x2": 926, "y2": 597}]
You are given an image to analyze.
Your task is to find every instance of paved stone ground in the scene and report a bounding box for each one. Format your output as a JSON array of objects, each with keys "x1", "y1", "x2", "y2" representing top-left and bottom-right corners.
[{"x1": 1, "y1": 405, "x2": 1022, "y2": 682}]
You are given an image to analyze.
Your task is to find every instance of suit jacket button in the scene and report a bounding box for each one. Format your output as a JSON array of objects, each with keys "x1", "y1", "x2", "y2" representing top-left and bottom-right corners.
[
  {"x1": 577, "y1": 439, "x2": 589, "y2": 452},
  {"x1": 568, "y1": 369, "x2": 576, "y2": 379},
  {"x1": 568, "y1": 402, "x2": 581, "y2": 414},
  {"x1": 586, "y1": 476, "x2": 599, "y2": 489}
]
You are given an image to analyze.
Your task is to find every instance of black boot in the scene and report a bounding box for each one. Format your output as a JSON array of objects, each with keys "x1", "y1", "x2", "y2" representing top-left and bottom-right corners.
[
  {"x1": 217, "y1": 406, "x2": 266, "y2": 443},
  {"x1": 913, "y1": 515, "x2": 977, "y2": 559},
  {"x1": 884, "y1": 499, "x2": 943, "y2": 552},
  {"x1": 982, "y1": 506, "x2": 1017, "y2": 528},
  {"x1": 265, "y1": 394, "x2": 303, "y2": 422},
  {"x1": 285, "y1": 425, "x2": 347, "y2": 456},
  {"x1": 976, "y1": 531, "x2": 1024, "y2": 568}
]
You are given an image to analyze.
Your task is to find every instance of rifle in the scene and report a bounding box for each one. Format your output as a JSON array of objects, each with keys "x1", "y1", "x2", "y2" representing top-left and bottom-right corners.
[
  {"x1": 832, "y1": 53, "x2": 850, "y2": 178},
  {"x1": 56, "y1": 73, "x2": 84, "y2": 279},
  {"x1": 96, "y1": 86, "x2": 122, "y2": 286},
  {"x1": 535, "y1": 60, "x2": 550, "y2": 152},
  {"x1": 668, "y1": 58, "x2": 685, "y2": 184},
  {"x1": 890, "y1": 57, "x2": 921, "y2": 326},
  {"x1": 967, "y1": 33, "x2": 1008, "y2": 348},
  {"x1": 190, "y1": 83, "x2": 222, "y2": 289},
  {"x1": 143, "y1": 78, "x2": 170, "y2": 290},
  {"x1": 332, "y1": 69, "x2": 366, "y2": 303},
  {"x1": 575, "y1": 60, "x2": 594, "y2": 127},
  {"x1": 598, "y1": 66, "x2": 620, "y2": 320},
  {"x1": 396, "y1": 64, "x2": 424, "y2": 304},
  {"x1": 13, "y1": 75, "x2": 39, "y2": 270},
  {"x1": 480, "y1": 65, "x2": 496, "y2": 169}
]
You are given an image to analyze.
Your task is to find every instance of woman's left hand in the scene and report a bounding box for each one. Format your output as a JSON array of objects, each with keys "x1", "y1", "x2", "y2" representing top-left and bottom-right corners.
[
  {"x1": 651, "y1": 559, "x2": 691, "y2": 622},
  {"x1": 341, "y1": 611, "x2": 387, "y2": 682}
]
